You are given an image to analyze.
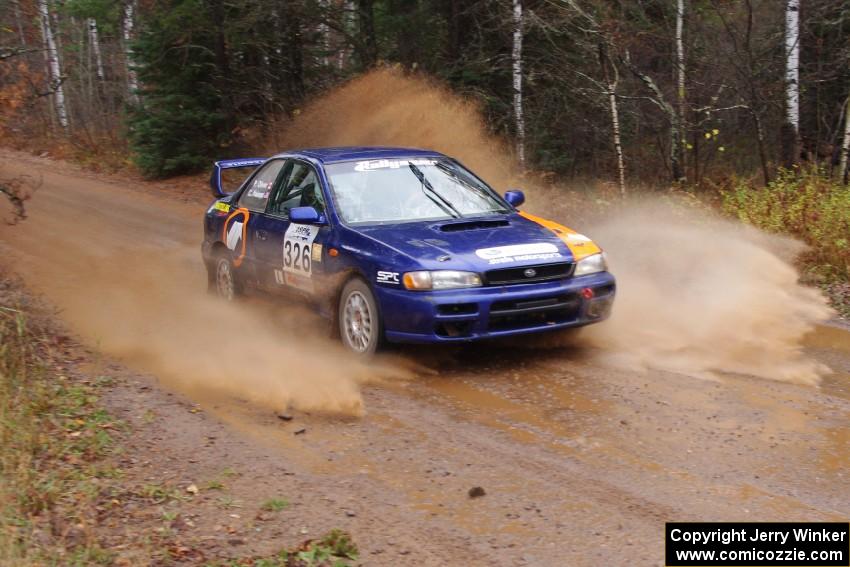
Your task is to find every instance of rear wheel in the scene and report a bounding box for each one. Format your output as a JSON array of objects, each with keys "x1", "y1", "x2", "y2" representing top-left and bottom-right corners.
[
  {"x1": 338, "y1": 278, "x2": 383, "y2": 355},
  {"x1": 214, "y1": 255, "x2": 241, "y2": 301}
]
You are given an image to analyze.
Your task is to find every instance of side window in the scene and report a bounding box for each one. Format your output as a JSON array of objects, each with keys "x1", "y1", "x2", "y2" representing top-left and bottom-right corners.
[
  {"x1": 237, "y1": 160, "x2": 285, "y2": 211},
  {"x1": 269, "y1": 160, "x2": 325, "y2": 217}
]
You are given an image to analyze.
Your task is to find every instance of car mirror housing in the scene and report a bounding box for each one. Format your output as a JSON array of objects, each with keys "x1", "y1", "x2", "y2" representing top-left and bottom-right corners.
[
  {"x1": 289, "y1": 206, "x2": 323, "y2": 224},
  {"x1": 504, "y1": 189, "x2": 526, "y2": 208}
]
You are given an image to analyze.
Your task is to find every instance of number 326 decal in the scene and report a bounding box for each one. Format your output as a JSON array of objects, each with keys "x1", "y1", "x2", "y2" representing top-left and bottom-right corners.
[
  {"x1": 284, "y1": 238, "x2": 313, "y2": 273},
  {"x1": 282, "y1": 223, "x2": 320, "y2": 291}
]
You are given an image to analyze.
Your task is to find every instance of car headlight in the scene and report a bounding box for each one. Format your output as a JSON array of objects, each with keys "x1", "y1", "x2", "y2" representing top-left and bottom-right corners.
[
  {"x1": 403, "y1": 270, "x2": 482, "y2": 290},
  {"x1": 574, "y1": 252, "x2": 608, "y2": 276}
]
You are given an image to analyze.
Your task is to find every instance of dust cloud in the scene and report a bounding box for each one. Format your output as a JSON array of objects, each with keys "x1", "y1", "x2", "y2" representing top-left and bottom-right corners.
[
  {"x1": 268, "y1": 67, "x2": 519, "y2": 191},
  {"x1": 274, "y1": 66, "x2": 833, "y2": 384},
  {"x1": 0, "y1": 66, "x2": 834, "y2": 411},
  {"x1": 0, "y1": 173, "x2": 406, "y2": 416},
  {"x1": 578, "y1": 203, "x2": 832, "y2": 384}
]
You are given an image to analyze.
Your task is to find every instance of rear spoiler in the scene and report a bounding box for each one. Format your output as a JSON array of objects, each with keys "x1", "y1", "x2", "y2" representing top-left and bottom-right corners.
[{"x1": 209, "y1": 158, "x2": 266, "y2": 198}]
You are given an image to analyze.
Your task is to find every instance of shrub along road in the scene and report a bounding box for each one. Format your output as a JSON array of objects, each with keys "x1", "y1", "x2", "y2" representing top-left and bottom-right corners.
[{"x1": 0, "y1": 149, "x2": 848, "y2": 566}]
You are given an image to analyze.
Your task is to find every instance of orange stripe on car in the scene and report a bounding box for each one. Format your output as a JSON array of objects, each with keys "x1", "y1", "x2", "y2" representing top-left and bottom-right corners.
[
  {"x1": 222, "y1": 208, "x2": 251, "y2": 267},
  {"x1": 518, "y1": 211, "x2": 601, "y2": 262}
]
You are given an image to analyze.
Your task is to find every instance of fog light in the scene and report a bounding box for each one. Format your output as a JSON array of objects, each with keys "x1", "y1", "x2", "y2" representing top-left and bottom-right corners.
[
  {"x1": 581, "y1": 287, "x2": 595, "y2": 300},
  {"x1": 587, "y1": 296, "x2": 613, "y2": 319}
]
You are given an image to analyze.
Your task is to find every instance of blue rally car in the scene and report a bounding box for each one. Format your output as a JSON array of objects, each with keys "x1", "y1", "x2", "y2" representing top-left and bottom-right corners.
[{"x1": 202, "y1": 147, "x2": 615, "y2": 354}]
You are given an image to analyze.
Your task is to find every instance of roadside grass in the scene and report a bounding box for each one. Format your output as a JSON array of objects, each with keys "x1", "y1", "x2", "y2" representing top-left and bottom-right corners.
[
  {"x1": 0, "y1": 302, "x2": 121, "y2": 564},
  {"x1": 720, "y1": 169, "x2": 850, "y2": 317},
  {"x1": 207, "y1": 528, "x2": 359, "y2": 567},
  {"x1": 0, "y1": 283, "x2": 363, "y2": 565},
  {"x1": 261, "y1": 498, "x2": 289, "y2": 512}
]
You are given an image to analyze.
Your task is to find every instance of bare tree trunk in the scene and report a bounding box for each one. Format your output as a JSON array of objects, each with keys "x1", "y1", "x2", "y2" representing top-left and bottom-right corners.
[
  {"x1": 357, "y1": 0, "x2": 378, "y2": 67},
  {"x1": 123, "y1": 0, "x2": 139, "y2": 103},
  {"x1": 674, "y1": 0, "x2": 686, "y2": 183},
  {"x1": 512, "y1": 0, "x2": 525, "y2": 167},
  {"x1": 622, "y1": 56, "x2": 679, "y2": 182},
  {"x1": 750, "y1": 109, "x2": 771, "y2": 186},
  {"x1": 38, "y1": 0, "x2": 69, "y2": 129},
  {"x1": 13, "y1": 0, "x2": 27, "y2": 46},
  {"x1": 317, "y1": 0, "x2": 330, "y2": 66},
  {"x1": 839, "y1": 95, "x2": 850, "y2": 184},
  {"x1": 782, "y1": 0, "x2": 800, "y2": 168},
  {"x1": 339, "y1": 0, "x2": 355, "y2": 70},
  {"x1": 600, "y1": 44, "x2": 625, "y2": 196},
  {"x1": 88, "y1": 18, "x2": 104, "y2": 80}
]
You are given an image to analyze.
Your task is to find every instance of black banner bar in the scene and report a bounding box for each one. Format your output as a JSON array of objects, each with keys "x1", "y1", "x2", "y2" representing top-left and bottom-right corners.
[{"x1": 666, "y1": 522, "x2": 849, "y2": 566}]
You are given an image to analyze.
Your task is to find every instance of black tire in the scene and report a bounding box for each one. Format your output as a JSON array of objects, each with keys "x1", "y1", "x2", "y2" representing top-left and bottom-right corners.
[
  {"x1": 338, "y1": 278, "x2": 383, "y2": 355},
  {"x1": 213, "y1": 253, "x2": 242, "y2": 301}
]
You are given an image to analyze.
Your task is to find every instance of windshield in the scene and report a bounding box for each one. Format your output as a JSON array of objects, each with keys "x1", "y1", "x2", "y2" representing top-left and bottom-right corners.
[{"x1": 324, "y1": 158, "x2": 510, "y2": 225}]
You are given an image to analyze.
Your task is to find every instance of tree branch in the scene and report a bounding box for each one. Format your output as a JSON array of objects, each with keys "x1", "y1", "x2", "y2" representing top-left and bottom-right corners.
[{"x1": 0, "y1": 46, "x2": 43, "y2": 61}]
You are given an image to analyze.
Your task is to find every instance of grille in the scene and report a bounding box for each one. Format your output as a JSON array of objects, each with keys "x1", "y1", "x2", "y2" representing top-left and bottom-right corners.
[
  {"x1": 488, "y1": 293, "x2": 580, "y2": 331},
  {"x1": 484, "y1": 262, "x2": 574, "y2": 286}
]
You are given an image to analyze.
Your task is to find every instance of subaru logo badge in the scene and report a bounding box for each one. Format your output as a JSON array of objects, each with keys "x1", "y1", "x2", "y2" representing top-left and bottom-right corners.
[{"x1": 523, "y1": 268, "x2": 537, "y2": 278}]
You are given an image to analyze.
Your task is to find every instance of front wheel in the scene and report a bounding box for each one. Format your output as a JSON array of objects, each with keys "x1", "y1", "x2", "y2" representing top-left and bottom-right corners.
[{"x1": 338, "y1": 278, "x2": 383, "y2": 355}]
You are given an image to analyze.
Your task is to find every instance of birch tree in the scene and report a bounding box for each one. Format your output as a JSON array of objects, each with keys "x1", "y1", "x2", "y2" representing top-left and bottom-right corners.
[
  {"x1": 673, "y1": 0, "x2": 686, "y2": 183},
  {"x1": 317, "y1": 0, "x2": 330, "y2": 66},
  {"x1": 123, "y1": 0, "x2": 139, "y2": 102},
  {"x1": 840, "y1": 95, "x2": 850, "y2": 183},
  {"x1": 88, "y1": 18, "x2": 104, "y2": 81},
  {"x1": 598, "y1": 43, "x2": 625, "y2": 196},
  {"x1": 12, "y1": 0, "x2": 26, "y2": 46},
  {"x1": 512, "y1": 0, "x2": 525, "y2": 167},
  {"x1": 38, "y1": 0, "x2": 69, "y2": 129},
  {"x1": 555, "y1": 0, "x2": 626, "y2": 192},
  {"x1": 782, "y1": 0, "x2": 800, "y2": 167}
]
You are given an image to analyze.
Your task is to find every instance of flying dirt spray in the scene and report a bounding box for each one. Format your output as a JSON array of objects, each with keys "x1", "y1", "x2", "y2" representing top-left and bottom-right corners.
[
  {"x1": 0, "y1": 68, "x2": 834, "y2": 419},
  {"x1": 272, "y1": 67, "x2": 833, "y2": 385},
  {"x1": 0, "y1": 163, "x2": 407, "y2": 417}
]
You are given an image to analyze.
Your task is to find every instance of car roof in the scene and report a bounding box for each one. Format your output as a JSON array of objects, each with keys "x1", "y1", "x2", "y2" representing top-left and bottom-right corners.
[{"x1": 271, "y1": 146, "x2": 447, "y2": 164}]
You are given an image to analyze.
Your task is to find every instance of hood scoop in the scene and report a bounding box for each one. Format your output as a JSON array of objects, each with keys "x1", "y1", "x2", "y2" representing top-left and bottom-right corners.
[{"x1": 438, "y1": 219, "x2": 510, "y2": 232}]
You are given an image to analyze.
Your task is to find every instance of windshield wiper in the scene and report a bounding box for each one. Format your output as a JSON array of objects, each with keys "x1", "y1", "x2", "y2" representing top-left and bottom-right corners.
[
  {"x1": 433, "y1": 161, "x2": 510, "y2": 214},
  {"x1": 408, "y1": 163, "x2": 462, "y2": 219}
]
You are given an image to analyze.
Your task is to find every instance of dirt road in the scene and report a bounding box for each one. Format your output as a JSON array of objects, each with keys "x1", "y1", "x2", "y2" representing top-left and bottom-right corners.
[{"x1": 1, "y1": 149, "x2": 848, "y2": 566}]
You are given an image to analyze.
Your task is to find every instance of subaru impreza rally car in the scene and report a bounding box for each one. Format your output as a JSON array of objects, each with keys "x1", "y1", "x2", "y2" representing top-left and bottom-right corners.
[{"x1": 202, "y1": 147, "x2": 615, "y2": 354}]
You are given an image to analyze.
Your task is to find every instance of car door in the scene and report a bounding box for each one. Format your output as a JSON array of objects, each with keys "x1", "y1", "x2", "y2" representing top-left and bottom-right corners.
[
  {"x1": 253, "y1": 158, "x2": 332, "y2": 296},
  {"x1": 230, "y1": 159, "x2": 287, "y2": 286}
]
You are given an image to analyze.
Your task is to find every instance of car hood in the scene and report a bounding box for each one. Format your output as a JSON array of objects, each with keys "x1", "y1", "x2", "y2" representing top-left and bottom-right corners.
[{"x1": 352, "y1": 213, "x2": 580, "y2": 272}]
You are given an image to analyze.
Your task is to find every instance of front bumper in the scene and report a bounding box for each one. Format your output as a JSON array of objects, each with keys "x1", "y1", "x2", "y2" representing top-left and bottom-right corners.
[{"x1": 376, "y1": 271, "x2": 616, "y2": 343}]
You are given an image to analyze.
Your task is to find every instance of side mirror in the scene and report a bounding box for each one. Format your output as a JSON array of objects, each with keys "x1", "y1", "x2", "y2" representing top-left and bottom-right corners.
[
  {"x1": 209, "y1": 158, "x2": 267, "y2": 198},
  {"x1": 504, "y1": 189, "x2": 525, "y2": 208},
  {"x1": 289, "y1": 206, "x2": 323, "y2": 224}
]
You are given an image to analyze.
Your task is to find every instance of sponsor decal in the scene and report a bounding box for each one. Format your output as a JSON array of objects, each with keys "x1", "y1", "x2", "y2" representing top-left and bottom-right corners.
[
  {"x1": 226, "y1": 220, "x2": 243, "y2": 251},
  {"x1": 220, "y1": 158, "x2": 265, "y2": 169},
  {"x1": 246, "y1": 180, "x2": 273, "y2": 199},
  {"x1": 475, "y1": 243, "x2": 562, "y2": 265},
  {"x1": 564, "y1": 232, "x2": 592, "y2": 246},
  {"x1": 221, "y1": 208, "x2": 250, "y2": 267},
  {"x1": 354, "y1": 158, "x2": 438, "y2": 172},
  {"x1": 376, "y1": 270, "x2": 400, "y2": 285},
  {"x1": 212, "y1": 201, "x2": 231, "y2": 214},
  {"x1": 282, "y1": 223, "x2": 320, "y2": 293},
  {"x1": 517, "y1": 211, "x2": 602, "y2": 261}
]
